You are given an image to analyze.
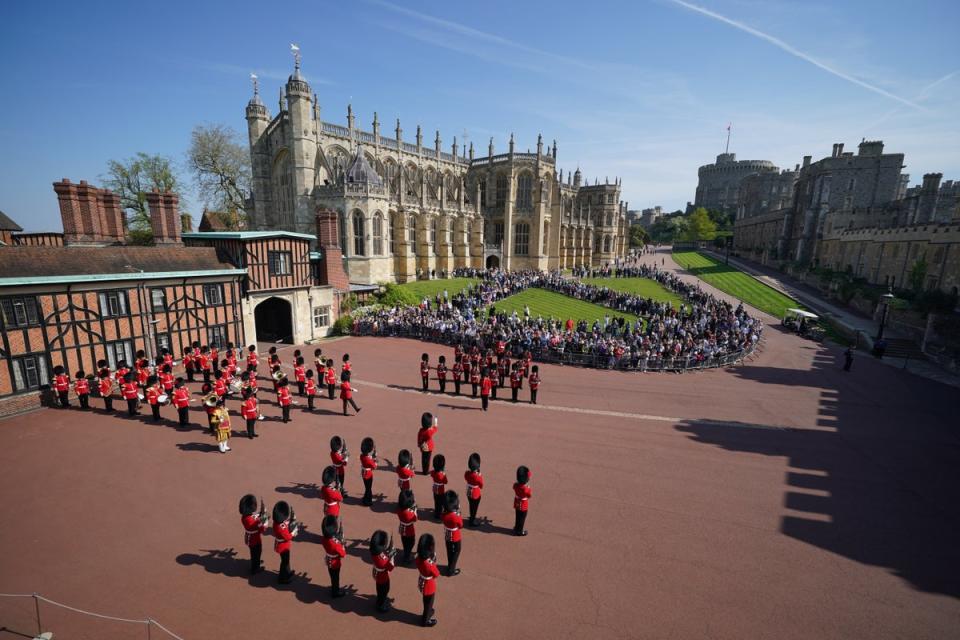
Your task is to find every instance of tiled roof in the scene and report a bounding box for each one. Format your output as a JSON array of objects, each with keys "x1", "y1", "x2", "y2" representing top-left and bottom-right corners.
[
  {"x1": 198, "y1": 210, "x2": 245, "y2": 232},
  {"x1": 183, "y1": 231, "x2": 316, "y2": 241},
  {"x1": 0, "y1": 245, "x2": 236, "y2": 280},
  {"x1": 0, "y1": 210, "x2": 23, "y2": 232}
]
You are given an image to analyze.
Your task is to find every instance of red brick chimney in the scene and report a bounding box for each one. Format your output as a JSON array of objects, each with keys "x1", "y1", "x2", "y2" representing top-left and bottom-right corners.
[
  {"x1": 146, "y1": 191, "x2": 182, "y2": 244},
  {"x1": 98, "y1": 190, "x2": 125, "y2": 243},
  {"x1": 315, "y1": 207, "x2": 350, "y2": 290},
  {"x1": 54, "y1": 178, "x2": 127, "y2": 245}
]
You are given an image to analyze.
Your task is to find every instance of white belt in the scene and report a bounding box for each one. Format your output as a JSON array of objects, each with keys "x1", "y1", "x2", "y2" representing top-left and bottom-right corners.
[
  {"x1": 373, "y1": 566, "x2": 387, "y2": 573},
  {"x1": 444, "y1": 526, "x2": 459, "y2": 532},
  {"x1": 432, "y1": 483, "x2": 445, "y2": 490},
  {"x1": 325, "y1": 553, "x2": 340, "y2": 560},
  {"x1": 420, "y1": 574, "x2": 434, "y2": 581},
  {"x1": 467, "y1": 484, "x2": 479, "y2": 490},
  {"x1": 324, "y1": 501, "x2": 338, "y2": 507},
  {"x1": 333, "y1": 463, "x2": 345, "y2": 468}
]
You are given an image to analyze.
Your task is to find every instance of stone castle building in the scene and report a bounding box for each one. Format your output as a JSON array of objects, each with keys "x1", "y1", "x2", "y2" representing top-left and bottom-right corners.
[
  {"x1": 731, "y1": 140, "x2": 960, "y2": 295},
  {"x1": 694, "y1": 152, "x2": 779, "y2": 213},
  {"x1": 244, "y1": 54, "x2": 628, "y2": 284}
]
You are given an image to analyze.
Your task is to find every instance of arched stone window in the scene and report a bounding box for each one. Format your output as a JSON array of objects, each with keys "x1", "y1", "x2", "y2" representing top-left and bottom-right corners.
[
  {"x1": 514, "y1": 223, "x2": 530, "y2": 255},
  {"x1": 467, "y1": 221, "x2": 473, "y2": 246},
  {"x1": 495, "y1": 174, "x2": 508, "y2": 207},
  {"x1": 479, "y1": 178, "x2": 487, "y2": 207},
  {"x1": 603, "y1": 235, "x2": 611, "y2": 252},
  {"x1": 447, "y1": 217, "x2": 454, "y2": 245},
  {"x1": 389, "y1": 214, "x2": 397, "y2": 254},
  {"x1": 338, "y1": 210, "x2": 347, "y2": 253},
  {"x1": 430, "y1": 217, "x2": 438, "y2": 255},
  {"x1": 606, "y1": 212, "x2": 613, "y2": 227},
  {"x1": 516, "y1": 173, "x2": 532, "y2": 210},
  {"x1": 272, "y1": 150, "x2": 295, "y2": 225},
  {"x1": 408, "y1": 215, "x2": 417, "y2": 246},
  {"x1": 373, "y1": 212, "x2": 383, "y2": 256},
  {"x1": 352, "y1": 210, "x2": 365, "y2": 256},
  {"x1": 542, "y1": 222, "x2": 549, "y2": 255}
]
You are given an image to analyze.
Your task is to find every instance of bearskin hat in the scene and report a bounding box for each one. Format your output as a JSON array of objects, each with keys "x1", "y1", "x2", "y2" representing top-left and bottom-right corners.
[
  {"x1": 341, "y1": 370, "x2": 351, "y2": 382},
  {"x1": 398, "y1": 489, "x2": 416, "y2": 510},
  {"x1": 322, "y1": 465, "x2": 338, "y2": 486},
  {"x1": 321, "y1": 514, "x2": 339, "y2": 539},
  {"x1": 272, "y1": 500, "x2": 291, "y2": 523},
  {"x1": 361, "y1": 437, "x2": 375, "y2": 455},
  {"x1": 398, "y1": 449, "x2": 412, "y2": 467},
  {"x1": 421, "y1": 412, "x2": 434, "y2": 429},
  {"x1": 432, "y1": 454, "x2": 446, "y2": 472},
  {"x1": 53, "y1": 365, "x2": 65, "y2": 376},
  {"x1": 516, "y1": 465, "x2": 530, "y2": 484},
  {"x1": 314, "y1": 347, "x2": 323, "y2": 357},
  {"x1": 416, "y1": 533, "x2": 435, "y2": 559},
  {"x1": 238, "y1": 494, "x2": 258, "y2": 516},
  {"x1": 330, "y1": 435, "x2": 343, "y2": 451},
  {"x1": 468, "y1": 452, "x2": 481, "y2": 471},
  {"x1": 444, "y1": 490, "x2": 459, "y2": 512},
  {"x1": 370, "y1": 529, "x2": 389, "y2": 555}
]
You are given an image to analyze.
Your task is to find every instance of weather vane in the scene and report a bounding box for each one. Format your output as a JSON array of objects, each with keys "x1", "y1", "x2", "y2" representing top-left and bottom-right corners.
[
  {"x1": 250, "y1": 73, "x2": 259, "y2": 96},
  {"x1": 290, "y1": 43, "x2": 301, "y2": 70}
]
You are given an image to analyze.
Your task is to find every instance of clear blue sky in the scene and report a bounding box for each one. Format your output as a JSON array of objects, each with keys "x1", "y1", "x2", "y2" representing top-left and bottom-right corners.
[{"x1": 1, "y1": 0, "x2": 957, "y2": 231}]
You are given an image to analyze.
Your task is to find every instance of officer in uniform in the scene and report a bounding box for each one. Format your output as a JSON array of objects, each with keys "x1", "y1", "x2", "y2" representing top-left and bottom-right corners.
[
  {"x1": 370, "y1": 530, "x2": 396, "y2": 612},
  {"x1": 513, "y1": 465, "x2": 532, "y2": 536},
  {"x1": 239, "y1": 494, "x2": 270, "y2": 574},
  {"x1": 321, "y1": 514, "x2": 346, "y2": 598},
  {"x1": 442, "y1": 490, "x2": 463, "y2": 576}
]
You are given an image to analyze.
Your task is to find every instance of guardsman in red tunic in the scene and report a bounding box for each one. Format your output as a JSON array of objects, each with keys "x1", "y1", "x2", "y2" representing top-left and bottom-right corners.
[
  {"x1": 98, "y1": 369, "x2": 114, "y2": 413},
  {"x1": 522, "y1": 351, "x2": 533, "y2": 386},
  {"x1": 416, "y1": 534, "x2": 440, "y2": 627},
  {"x1": 183, "y1": 347, "x2": 196, "y2": 382},
  {"x1": 272, "y1": 501, "x2": 299, "y2": 584},
  {"x1": 277, "y1": 378, "x2": 293, "y2": 423},
  {"x1": 172, "y1": 378, "x2": 191, "y2": 429},
  {"x1": 420, "y1": 353, "x2": 430, "y2": 392},
  {"x1": 430, "y1": 455, "x2": 448, "y2": 520},
  {"x1": 213, "y1": 370, "x2": 228, "y2": 400},
  {"x1": 341, "y1": 353, "x2": 352, "y2": 379},
  {"x1": 469, "y1": 362, "x2": 481, "y2": 398},
  {"x1": 513, "y1": 465, "x2": 532, "y2": 536},
  {"x1": 115, "y1": 361, "x2": 130, "y2": 385},
  {"x1": 73, "y1": 371, "x2": 90, "y2": 410},
  {"x1": 240, "y1": 387, "x2": 259, "y2": 438},
  {"x1": 52, "y1": 365, "x2": 71, "y2": 408},
  {"x1": 313, "y1": 348, "x2": 324, "y2": 380},
  {"x1": 436, "y1": 355, "x2": 448, "y2": 394},
  {"x1": 145, "y1": 375, "x2": 162, "y2": 422},
  {"x1": 325, "y1": 359, "x2": 337, "y2": 400},
  {"x1": 397, "y1": 489, "x2": 418, "y2": 564},
  {"x1": 529, "y1": 365, "x2": 541, "y2": 405},
  {"x1": 340, "y1": 370, "x2": 360, "y2": 416},
  {"x1": 321, "y1": 515, "x2": 346, "y2": 598},
  {"x1": 480, "y1": 368, "x2": 493, "y2": 412},
  {"x1": 510, "y1": 363, "x2": 522, "y2": 403},
  {"x1": 159, "y1": 364, "x2": 174, "y2": 395},
  {"x1": 417, "y1": 412, "x2": 438, "y2": 475},
  {"x1": 498, "y1": 354, "x2": 510, "y2": 389},
  {"x1": 121, "y1": 373, "x2": 140, "y2": 417},
  {"x1": 396, "y1": 449, "x2": 415, "y2": 492},
  {"x1": 329, "y1": 435, "x2": 349, "y2": 492},
  {"x1": 304, "y1": 370, "x2": 317, "y2": 410},
  {"x1": 453, "y1": 344, "x2": 463, "y2": 365},
  {"x1": 239, "y1": 494, "x2": 270, "y2": 574},
  {"x1": 360, "y1": 437, "x2": 378, "y2": 506},
  {"x1": 294, "y1": 357, "x2": 306, "y2": 396},
  {"x1": 161, "y1": 348, "x2": 174, "y2": 371},
  {"x1": 198, "y1": 347, "x2": 212, "y2": 384},
  {"x1": 321, "y1": 466, "x2": 344, "y2": 518},
  {"x1": 465, "y1": 452, "x2": 484, "y2": 527},
  {"x1": 496, "y1": 339, "x2": 506, "y2": 357},
  {"x1": 370, "y1": 530, "x2": 397, "y2": 613},
  {"x1": 246, "y1": 345, "x2": 259, "y2": 374},
  {"x1": 210, "y1": 345, "x2": 220, "y2": 373},
  {"x1": 442, "y1": 490, "x2": 463, "y2": 576},
  {"x1": 461, "y1": 356, "x2": 472, "y2": 388},
  {"x1": 452, "y1": 356, "x2": 463, "y2": 396}
]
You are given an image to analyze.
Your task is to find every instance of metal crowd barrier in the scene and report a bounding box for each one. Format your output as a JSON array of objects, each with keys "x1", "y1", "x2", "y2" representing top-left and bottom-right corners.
[
  {"x1": 350, "y1": 322, "x2": 757, "y2": 373},
  {"x1": 0, "y1": 592, "x2": 185, "y2": 639}
]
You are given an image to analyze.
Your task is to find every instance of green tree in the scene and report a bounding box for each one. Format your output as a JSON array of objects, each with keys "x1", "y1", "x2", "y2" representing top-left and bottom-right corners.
[
  {"x1": 684, "y1": 207, "x2": 717, "y2": 242},
  {"x1": 102, "y1": 153, "x2": 182, "y2": 244},
  {"x1": 187, "y1": 124, "x2": 251, "y2": 225},
  {"x1": 908, "y1": 255, "x2": 928, "y2": 293},
  {"x1": 629, "y1": 224, "x2": 649, "y2": 247}
]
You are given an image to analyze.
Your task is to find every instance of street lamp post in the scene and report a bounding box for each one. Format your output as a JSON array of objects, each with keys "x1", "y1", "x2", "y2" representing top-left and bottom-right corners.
[{"x1": 876, "y1": 291, "x2": 895, "y2": 341}]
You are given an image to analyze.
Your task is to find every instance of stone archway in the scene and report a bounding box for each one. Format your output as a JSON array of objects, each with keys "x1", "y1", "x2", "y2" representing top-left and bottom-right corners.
[
  {"x1": 254, "y1": 297, "x2": 294, "y2": 344},
  {"x1": 486, "y1": 255, "x2": 500, "y2": 270}
]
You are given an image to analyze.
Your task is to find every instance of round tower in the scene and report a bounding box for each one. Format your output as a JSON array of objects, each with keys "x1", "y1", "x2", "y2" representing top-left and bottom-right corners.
[{"x1": 285, "y1": 46, "x2": 317, "y2": 234}]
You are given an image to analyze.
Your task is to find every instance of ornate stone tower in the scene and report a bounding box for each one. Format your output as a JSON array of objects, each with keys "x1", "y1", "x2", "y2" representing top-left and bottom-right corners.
[
  {"x1": 285, "y1": 46, "x2": 317, "y2": 235},
  {"x1": 245, "y1": 75, "x2": 271, "y2": 228}
]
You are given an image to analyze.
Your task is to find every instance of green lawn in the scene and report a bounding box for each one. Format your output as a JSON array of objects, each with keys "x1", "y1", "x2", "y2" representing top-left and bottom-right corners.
[
  {"x1": 671, "y1": 251, "x2": 799, "y2": 317},
  {"x1": 487, "y1": 289, "x2": 638, "y2": 325},
  {"x1": 396, "y1": 277, "x2": 479, "y2": 299},
  {"x1": 581, "y1": 277, "x2": 684, "y2": 307}
]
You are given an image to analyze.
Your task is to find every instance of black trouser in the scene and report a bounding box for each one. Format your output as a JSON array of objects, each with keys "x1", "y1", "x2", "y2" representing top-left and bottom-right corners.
[
  {"x1": 282, "y1": 406, "x2": 290, "y2": 423},
  {"x1": 337, "y1": 469, "x2": 345, "y2": 492},
  {"x1": 446, "y1": 540, "x2": 461, "y2": 575},
  {"x1": 421, "y1": 450, "x2": 431, "y2": 476},
  {"x1": 151, "y1": 403, "x2": 161, "y2": 421},
  {"x1": 462, "y1": 371, "x2": 469, "y2": 383},
  {"x1": 433, "y1": 493, "x2": 443, "y2": 519},
  {"x1": 78, "y1": 394, "x2": 89, "y2": 409},
  {"x1": 297, "y1": 381, "x2": 305, "y2": 396},
  {"x1": 328, "y1": 566, "x2": 341, "y2": 595},
  {"x1": 401, "y1": 536, "x2": 415, "y2": 563},
  {"x1": 376, "y1": 581, "x2": 390, "y2": 611},
  {"x1": 278, "y1": 550, "x2": 291, "y2": 582},
  {"x1": 481, "y1": 395, "x2": 489, "y2": 411},
  {"x1": 58, "y1": 391, "x2": 69, "y2": 407},
  {"x1": 362, "y1": 477, "x2": 373, "y2": 505},
  {"x1": 491, "y1": 384, "x2": 497, "y2": 400},
  {"x1": 328, "y1": 383, "x2": 335, "y2": 399},
  {"x1": 514, "y1": 509, "x2": 528, "y2": 534},
  {"x1": 439, "y1": 378, "x2": 446, "y2": 393},
  {"x1": 422, "y1": 376, "x2": 429, "y2": 392},
  {"x1": 104, "y1": 396, "x2": 113, "y2": 412},
  {"x1": 178, "y1": 407, "x2": 189, "y2": 427},
  {"x1": 512, "y1": 387, "x2": 519, "y2": 402},
  {"x1": 127, "y1": 398, "x2": 138, "y2": 416},
  {"x1": 421, "y1": 594, "x2": 435, "y2": 626},
  {"x1": 453, "y1": 379, "x2": 460, "y2": 395},
  {"x1": 844, "y1": 358, "x2": 853, "y2": 372},
  {"x1": 203, "y1": 370, "x2": 211, "y2": 384},
  {"x1": 307, "y1": 395, "x2": 315, "y2": 410},
  {"x1": 471, "y1": 383, "x2": 478, "y2": 397},
  {"x1": 531, "y1": 389, "x2": 538, "y2": 404},
  {"x1": 343, "y1": 398, "x2": 359, "y2": 415},
  {"x1": 499, "y1": 374, "x2": 505, "y2": 387},
  {"x1": 246, "y1": 418, "x2": 256, "y2": 438},
  {"x1": 250, "y1": 543, "x2": 262, "y2": 573},
  {"x1": 468, "y1": 496, "x2": 480, "y2": 525},
  {"x1": 186, "y1": 368, "x2": 195, "y2": 382}
]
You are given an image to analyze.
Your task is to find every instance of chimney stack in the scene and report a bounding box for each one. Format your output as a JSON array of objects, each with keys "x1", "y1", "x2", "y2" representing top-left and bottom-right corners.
[
  {"x1": 147, "y1": 191, "x2": 182, "y2": 244},
  {"x1": 54, "y1": 178, "x2": 125, "y2": 245},
  {"x1": 315, "y1": 208, "x2": 350, "y2": 291}
]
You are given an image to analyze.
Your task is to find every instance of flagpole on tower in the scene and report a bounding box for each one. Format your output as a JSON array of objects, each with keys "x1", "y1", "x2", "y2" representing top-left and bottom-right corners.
[{"x1": 725, "y1": 122, "x2": 732, "y2": 154}]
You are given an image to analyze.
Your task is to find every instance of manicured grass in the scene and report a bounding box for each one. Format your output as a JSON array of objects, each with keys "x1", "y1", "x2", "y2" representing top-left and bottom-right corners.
[
  {"x1": 487, "y1": 289, "x2": 637, "y2": 325},
  {"x1": 581, "y1": 277, "x2": 684, "y2": 307},
  {"x1": 396, "y1": 277, "x2": 479, "y2": 299},
  {"x1": 672, "y1": 251, "x2": 799, "y2": 318}
]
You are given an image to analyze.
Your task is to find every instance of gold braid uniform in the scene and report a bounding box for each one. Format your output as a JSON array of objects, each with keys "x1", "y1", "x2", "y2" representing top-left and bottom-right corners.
[{"x1": 212, "y1": 407, "x2": 231, "y2": 443}]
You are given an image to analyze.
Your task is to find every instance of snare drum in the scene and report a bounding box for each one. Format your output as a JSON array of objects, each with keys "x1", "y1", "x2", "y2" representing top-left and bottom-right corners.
[{"x1": 157, "y1": 393, "x2": 169, "y2": 405}]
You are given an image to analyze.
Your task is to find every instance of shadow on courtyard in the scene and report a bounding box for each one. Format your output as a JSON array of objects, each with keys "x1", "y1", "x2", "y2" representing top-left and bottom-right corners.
[{"x1": 676, "y1": 341, "x2": 960, "y2": 598}]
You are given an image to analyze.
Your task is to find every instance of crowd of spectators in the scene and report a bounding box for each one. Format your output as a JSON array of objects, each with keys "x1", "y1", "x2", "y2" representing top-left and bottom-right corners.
[{"x1": 351, "y1": 265, "x2": 763, "y2": 372}]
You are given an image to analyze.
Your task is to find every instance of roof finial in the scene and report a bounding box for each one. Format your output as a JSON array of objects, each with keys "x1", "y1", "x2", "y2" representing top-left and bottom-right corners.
[
  {"x1": 290, "y1": 43, "x2": 301, "y2": 70},
  {"x1": 250, "y1": 73, "x2": 259, "y2": 96}
]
